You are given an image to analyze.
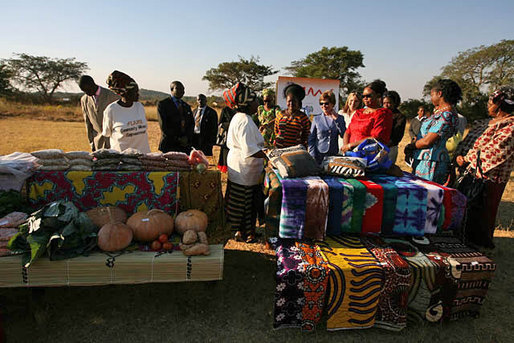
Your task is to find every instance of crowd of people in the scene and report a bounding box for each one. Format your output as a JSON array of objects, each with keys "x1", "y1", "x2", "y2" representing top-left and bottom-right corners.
[{"x1": 77, "y1": 71, "x2": 514, "y2": 249}]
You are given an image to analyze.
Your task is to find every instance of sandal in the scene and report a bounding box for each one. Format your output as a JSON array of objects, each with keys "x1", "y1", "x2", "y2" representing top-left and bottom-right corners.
[{"x1": 234, "y1": 231, "x2": 244, "y2": 242}]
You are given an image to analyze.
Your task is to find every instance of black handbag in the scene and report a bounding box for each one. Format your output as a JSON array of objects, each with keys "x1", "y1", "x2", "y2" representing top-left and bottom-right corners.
[{"x1": 454, "y1": 150, "x2": 485, "y2": 204}]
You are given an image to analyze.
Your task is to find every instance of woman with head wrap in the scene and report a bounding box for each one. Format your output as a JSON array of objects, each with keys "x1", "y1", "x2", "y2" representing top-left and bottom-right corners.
[
  {"x1": 340, "y1": 79, "x2": 393, "y2": 153},
  {"x1": 455, "y1": 86, "x2": 514, "y2": 248},
  {"x1": 253, "y1": 88, "x2": 280, "y2": 148},
  {"x1": 102, "y1": 70, "x2": 151, "y2": 153},
  {"x1": 274, "y1": 83, "x2": 311, "y2": 148},
  {"x1": 404, "y1": 79, "x2": 460, "y2": 184},
  {"x1": 383, "y1": 90, "x2": 406, "y2": 163},
  {"x1": 308, "y1": 90, "x2": 346, "y2": 165},
  {"x1": 223, "y1": 82, "x2": 267, "y2": 243}
]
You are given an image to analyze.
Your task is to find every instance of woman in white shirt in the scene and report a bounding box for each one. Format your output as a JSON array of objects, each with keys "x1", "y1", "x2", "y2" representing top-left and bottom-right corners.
[
  {"x1": 102, "y1": 70, "x2": 151, "y2": 154},
  {"x1": 223, "y1": 82, "x2": 267, "y2": 243}
]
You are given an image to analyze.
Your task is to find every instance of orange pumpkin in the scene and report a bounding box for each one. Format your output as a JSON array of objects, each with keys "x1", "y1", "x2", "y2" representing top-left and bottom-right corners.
[
  {"x1": 97, "y1": 222, "x2": 133, "y2": 252},
  {"x1": 127, "y1": 209, "x2": 174, "y2": 242},
  {"x1": 175, "y1": 209, "x2": 208, "y2": 234},
  {"x1": 86, "y1": 206, "x2": 127, "y2": 227}
]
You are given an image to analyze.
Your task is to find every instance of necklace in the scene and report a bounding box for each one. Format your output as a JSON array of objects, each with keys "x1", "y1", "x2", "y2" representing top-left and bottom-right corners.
[{"x1": 434, "y1": 105, "x2": 452, "y2": 114}]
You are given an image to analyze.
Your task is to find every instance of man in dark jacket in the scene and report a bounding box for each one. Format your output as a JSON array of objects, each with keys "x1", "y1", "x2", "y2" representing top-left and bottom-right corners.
[
  {"x1": 157, "y1": 81, "x2": 194, "y2": 153},
  {"x1": 192, "y1": 94, "x2": 218, "y2": 156}
]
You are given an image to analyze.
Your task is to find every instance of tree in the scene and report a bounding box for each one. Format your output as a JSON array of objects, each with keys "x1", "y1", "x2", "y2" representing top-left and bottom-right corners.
[
  {"x1": 0, "y1": 64, "x2": 13, "y2": 96},
  {"x1": 203, "y1": 56, "x2": 277, "y2": 93},
  {"x1": 3, "y1": 53, "x2": 88, "y2": 102},
  {"x1": 424, "y1": 40, "x2": 514, "y2": 103},
  {"x1": 285, "y1": 46, "x2": 365, "y2": 95}
]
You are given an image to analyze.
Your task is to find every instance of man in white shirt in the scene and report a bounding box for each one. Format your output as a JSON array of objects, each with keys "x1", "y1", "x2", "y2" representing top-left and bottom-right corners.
[{"x1": 192, "y1": 94, "x2": 218, "y2": 156}]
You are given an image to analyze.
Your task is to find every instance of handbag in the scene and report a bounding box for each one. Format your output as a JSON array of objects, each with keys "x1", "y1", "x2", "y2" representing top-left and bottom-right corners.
[{"x1": 454, "y1": 150, "x2": 485, "y2": 204}]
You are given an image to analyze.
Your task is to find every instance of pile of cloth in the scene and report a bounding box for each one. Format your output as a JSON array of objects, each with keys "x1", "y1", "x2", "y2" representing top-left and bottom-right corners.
[
  {"x1": 119, "y1": 149, "x2": 143, "y2": 171},
  {"x1": 0, "y1": 152, "x2": 39, "y2": 191},
  {"x1": 272, "y1": 234, "x2": 496, "y2": 332},
  {"x1": 139, "y1": 152, "x2": 191, "y2": 171},
  {"x1": 31, "y1": 149, "x2": 69, "y2": 171},
  {"x1": 65, "y1": 151, "x2": 93, "y2": 171},
  {"x1": 92, "y1": 149, "x2": 124, "y2": 170},
  {"x1": 0, "y1": 211, "x2": 27, "y2": 256}
]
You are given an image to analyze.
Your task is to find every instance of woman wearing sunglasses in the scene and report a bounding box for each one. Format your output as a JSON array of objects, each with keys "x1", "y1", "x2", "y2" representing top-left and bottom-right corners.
[
  {"x1": 340, "y1": 79, "x2": 393, "y2": 153},
  {"x1": 308, "y1": 90, "x2": 346, "y2": 164}
]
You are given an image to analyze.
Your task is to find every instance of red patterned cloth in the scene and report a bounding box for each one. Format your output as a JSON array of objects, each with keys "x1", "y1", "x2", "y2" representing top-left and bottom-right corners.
[
  {"x1": 346, "y1": 108, "x2": 393, "y2": 144},
  {"x1": 359, "y1": 179, "x2": 384, "y2": 234},
  {"x1": 464, "y1": 116, "x2": 514, "y2": 183}
]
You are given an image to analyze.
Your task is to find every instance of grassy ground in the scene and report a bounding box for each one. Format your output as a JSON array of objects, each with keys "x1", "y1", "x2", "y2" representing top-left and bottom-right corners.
[{"x1": 0, "y1": 237, "x2": 513, "y2": 343}]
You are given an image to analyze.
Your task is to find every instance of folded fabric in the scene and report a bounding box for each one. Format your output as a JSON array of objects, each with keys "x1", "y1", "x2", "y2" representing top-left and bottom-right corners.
[
  {"x1": 121, "y1": 148, "x2": 144, "y2": 156},
  {"x1": 0, "y1": 212, "x2": 28, "y2": 228},
  {"x1": 345, "y1": 138, "x2": 392, "y2": 171},
  {"x1": 322, "y1": 156, "x2": 366, "y2": 177},
  {"x1": 279, "y1": 179, "x2": 308, "y2": 239},
  {"x1": 37, "y1": 158, "x2": 69, "y2": 166},
  {"x1": 269, "y1": 145, "x2": 320, "y2": 178},
  {"x1": 69, "y1": 158, "x2": 93, "y2": 166},
  {"x1": 69, "y1": 165, "x2": 92, "y2": 171},
  {"x1": 120, "y1": 157, "x2": 142, "y2": 165},
  {"x1": 163, "y1": 151, "x2": 189, "y2": 161},
  {"x1": 140, "y1": 152, "x2": 166, "y2": 161},
  {"x1": 39, "y1": 165, "x2": 69, "y2": 171},
  {"x1": 92, "y1": 149, "x2": 121, "y2": 159},
  {"x1": 92, "y1": 165, "x2": 120, "y2": 171},
  {"x1": 303, "y1": 177, "x2": 329, "y2": 240},
  {"x1": 31, "y1": 149, "x2": 64, "y2": 159},
  {"x1": 94, "y1": 158, "x2": 122, "y2": 166},
  {"x1": 65, "y1": 151, "x2": 93, "y2": 160},
  {"x1": 119, "y1": 164, "x2": 143, "y2": 171}
]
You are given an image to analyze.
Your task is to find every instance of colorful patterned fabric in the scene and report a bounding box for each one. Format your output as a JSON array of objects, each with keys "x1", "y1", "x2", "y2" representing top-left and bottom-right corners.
[
  {"x1": 297, "y1": 242, "x2": 329, "y2": 331},
  {"x1": 274, "y1": 110, "x2": 311, "y2": 148},
  {"x1": 268, "y1": 145, "x2": 320, "y2": 178},
  {"x1": 324, "y1": 177, "x2": 344, "y2": 236},
  {"x1": 223, "y1": 82, "x2": 256, "y2": 109},
  {"x1": 225, "y1": 180, "x2": 260, "y2": 236},
  {"x1": 409, "y1": 178, "x2": 444, "y2": 234},
  {"x1": 366, "y1": 176, "x2": 398, "y2": 235},
  {"x1": 359, "y1": 179, "x2": 383, "y2": 234},
  {"x1": 339, "y1": 179, "x2": 354, "y2": 233},
  {"x1": 454, "y1": 119, "x2": 490, "y2": 158},
  {"x1": 279, "y1": 179, "x2": 308, "y2": 239},
  {"x1": 413, "y1": 110, "x2": 458, "y2": 183},
  {"x1": 384, "y1": 238, "x2": 448, "y2": 324},
  {"x1": 264, "y1": 167, "x2": 281, "y2": 237},
  {"x1": 27, "y1": 170, "x2": 178, "y2": 214},
  {"x1": 345, "y1": 179, "x2": 366, "y2": 234},
  {"x1": 362, "y1": 236, "x2": 411, "y2": 331},
  {"x1": 303, "y1": 178, "x2": 329, "y2": 240},
  {"x1": 318, "y1": 236, "x2": 383, "y2": 330},
  {"x1": 106, "y1": 70, "x2": 137, "y2": 96},
  {"x1": 464, "y1": 116, "x2": 514, "y2": 183}
]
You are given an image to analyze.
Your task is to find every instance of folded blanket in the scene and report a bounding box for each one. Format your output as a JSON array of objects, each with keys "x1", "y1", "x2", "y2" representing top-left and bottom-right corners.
[
  {"x1": 65, "y1": 151, "x2": 93, "y2": 160},
  {"x1": 279, "y1": 179, "x2": 307, "y2": 239},
  {"x1": 31, "y1": 149, "x2": 64, "y2": 159},
  {"x1": 39, "y1": 165, "x2": 69, "y2": 171},
  {"x1": 269, "y1": 145, "x2": 321, "y2": 178},
  {"x1": 163, "y1": 151, "x2": 189, "y2": 161},
  {"x1": 322, "y1": 156, "x2": 366, "y2": 177},
  {"x1": 69, "y1": 159, "x2": 93, "y2": 166},
  {"x1": 92, "y1": 149, "x2": 121, "y2": 159},
  {"x1": 94, "y1": 158, "x2": 122, "y2": 166},
  {"x1": 303, "y1": 177, "x2": 329, "y2": 240},
  {"x1": 37, "y1": 158, "x2": 69, "y2": 166}
]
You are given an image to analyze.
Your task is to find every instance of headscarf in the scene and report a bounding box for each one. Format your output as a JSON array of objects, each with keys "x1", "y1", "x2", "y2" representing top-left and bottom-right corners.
[
  {"x1": 223, "y1": 82, "x2": 256, "y2": 109},
  {"x1": 106, "y1": 70, "x2": 138, "y2": 96},
  {"x1": 490, "y1": 87, "x2": 514, "y2": 113},
  {"x1": 262, "y1": 88, "x2": 275, "y2": 98},
  {"x1": 283, "y1": 83, "x2": 305, "y2": 101}
]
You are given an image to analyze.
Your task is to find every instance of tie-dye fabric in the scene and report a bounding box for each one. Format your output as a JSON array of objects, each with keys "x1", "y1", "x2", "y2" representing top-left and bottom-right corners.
[
  {"x1": 359, "y1": 179, "x2": 384, "y2": 234},
  {"x1": 345, "y1": 179, "x2": 366, "y2": 234},
  {"x1": 318, "y1": 235, "x2": 383, "y2": 330},
  {"x1": 408, "y1": 179, "x2": 444, "y2": 234},
  {"x1": 323, "y1": 177, "x2": 344, "y2": 236},
  {"x1": 279, "y1": 179, "x2": 308, "y2": 239},
  {"x1": 366, "y1": 175, "x2": 398, "y2": 235},
  {"x1": 303, "y1": 177, "x2": 329, "y2": 240},
  {"x1": 338, "y1": 179, "x2": 354, "y2": 233}
]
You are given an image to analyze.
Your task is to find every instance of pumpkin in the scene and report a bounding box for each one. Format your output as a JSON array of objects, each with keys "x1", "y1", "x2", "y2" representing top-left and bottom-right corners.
[
  {"x1": 86, "y1": 206, "x2": 127, "y2": 227},
  {"x1": 175, "y1": 209, "x2": 208, "y2": 234},
  {"x1": 127, "y1": 209, "x2": 174, "y2": 242},
  {"x1": 97, "y1": 222, "x2": 133, "y2": 252}
]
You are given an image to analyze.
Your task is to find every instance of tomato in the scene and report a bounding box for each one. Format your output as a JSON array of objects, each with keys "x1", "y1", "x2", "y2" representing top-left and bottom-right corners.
[
  {"x1": 162, "y1": 242, "x2": 173, "y2": 251},
  {"x1": 151, "y1": 240, "x2": 162, "y2": 251},
  {"x1": 158, "y1": 234, "x2": 169, "y2": 243}
]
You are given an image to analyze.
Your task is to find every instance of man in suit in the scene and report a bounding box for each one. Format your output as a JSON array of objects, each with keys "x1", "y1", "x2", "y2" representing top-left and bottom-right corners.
[
  {"x1": 192, "y1": 94, "x2": 218, "y2": 156},
  {"x1": 78, "y1": 75, "x2": 119, "y2": 151},
  {"x1": 157, "y1": 81, "x2": 194, "y2": 153}
]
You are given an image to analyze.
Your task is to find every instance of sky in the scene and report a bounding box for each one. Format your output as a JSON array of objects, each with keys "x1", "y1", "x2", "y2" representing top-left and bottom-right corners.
[{"x1": 1, "y1": 0, "x2": 513, "y2": 100}]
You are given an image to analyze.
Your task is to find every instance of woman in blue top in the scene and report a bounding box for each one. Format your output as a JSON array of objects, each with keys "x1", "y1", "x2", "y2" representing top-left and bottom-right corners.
[
  {"x1": 404, "y1": 79, "x2": 461, "y2": 184},
  {"x1": 308, "y1": 90, "x2": 346, "y2": 165}
]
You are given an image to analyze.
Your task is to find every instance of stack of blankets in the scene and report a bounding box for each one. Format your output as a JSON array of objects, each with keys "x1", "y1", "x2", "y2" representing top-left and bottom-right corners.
[
  {"x1": 30, "y1": 149, "x2": 194, "y2": 172},
  {"x1": 0, "y1": 211, "x2": 27, "y2": 256},
  {"x1": 31, "y1": 149, "x2": 69, "y2": 170},
  {"x1": 139, "y1": 152, "x2": 191, "y2": 171},
  {"x1": 272, "y1": 235, "x2": 496, "y2": 332}
]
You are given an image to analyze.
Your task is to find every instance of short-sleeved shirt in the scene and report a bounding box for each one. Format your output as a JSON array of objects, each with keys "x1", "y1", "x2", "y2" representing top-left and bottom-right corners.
[
  {"x1": 102, "y1": 102, "x2": 151, "y2": 153},
  {"x1": 226, "y1": 112, "x2": 265, "y2": 186},
  {"x1": 346, "y1": 108, "x2": 393, "y2": 144},
  {"x1": 414, "y1": 110, "x2": 458, "y2": 162},
  {"x1": 274, "y1": 110, "x2": 311, "y2": 148}
]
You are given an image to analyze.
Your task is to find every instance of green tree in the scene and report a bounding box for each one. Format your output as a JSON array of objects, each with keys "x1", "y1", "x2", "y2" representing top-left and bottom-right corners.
[
  {"x1": 3, "y1": 53, "x2": 88, "y2": 102},
  {"x1": 424, "y1": 40, "x2": 514, "y2": 103},
  {"x1": 285, "y1": 46, "x2": 365, "y2": 95},
  {"x1": 203, "y1": 56, "x2": 277, "y2": 93},
  {"x1": 0, "y1": 64, "x2": 13, "y2": 96}
]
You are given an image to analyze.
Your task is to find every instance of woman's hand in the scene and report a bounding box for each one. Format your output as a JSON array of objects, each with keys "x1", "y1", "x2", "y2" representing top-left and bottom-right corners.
[
  {"x1": 456, "y1": 155, "x2": 466, "y2": 167},
  {"x1": 340, "y1": 143, "x2": 352, "y2": 153}
]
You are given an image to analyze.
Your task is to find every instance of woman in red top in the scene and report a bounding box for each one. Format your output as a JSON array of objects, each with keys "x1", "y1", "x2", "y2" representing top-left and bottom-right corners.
[
  {"x1": 340, "y1": 80, "x2": 393, "y2": 153},
  {"x1": 456, "y1": 86, "x2": 514, "y2": 249}
]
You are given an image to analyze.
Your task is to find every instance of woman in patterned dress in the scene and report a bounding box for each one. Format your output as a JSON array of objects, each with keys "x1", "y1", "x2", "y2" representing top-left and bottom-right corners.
[
  {"x1": 405, "y1": 79, "x2": 461, "y2": 184},
  {"x1": 253, "y1": 88, "x2": 280, "y2": 148},
  {"x1": 274, "y1": 83, "x2": 311, "y2": 149},
  {"x1": 455, "y1": 87, "x2": 514, "y2": 248}
]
